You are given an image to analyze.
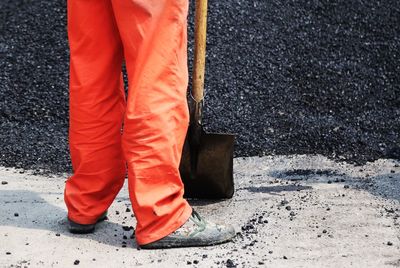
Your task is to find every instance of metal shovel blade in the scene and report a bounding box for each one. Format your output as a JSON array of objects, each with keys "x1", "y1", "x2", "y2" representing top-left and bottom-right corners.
[{"x1": 179, "y1": 100, "x2": 235, "y2": 199}]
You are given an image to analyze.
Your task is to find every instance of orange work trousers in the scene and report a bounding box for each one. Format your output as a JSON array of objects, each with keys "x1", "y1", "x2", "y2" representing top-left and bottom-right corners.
[{"x1": 64, "y1": 0, "x2": 192, "y2": 245}]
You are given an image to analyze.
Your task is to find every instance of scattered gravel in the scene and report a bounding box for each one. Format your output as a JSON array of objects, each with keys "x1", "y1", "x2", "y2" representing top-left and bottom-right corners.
[
  {"x1": 226, "y1": 259, "x2": 236, "y2": 268},
  {"x1": 1, "y1": 0, "x2": 399, "y2": 174}
]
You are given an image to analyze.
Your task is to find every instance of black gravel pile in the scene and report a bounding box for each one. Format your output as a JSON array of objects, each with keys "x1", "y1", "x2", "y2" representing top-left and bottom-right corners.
[{"x1": 1, "y1": 0, "x2": 399, "y2": 173}]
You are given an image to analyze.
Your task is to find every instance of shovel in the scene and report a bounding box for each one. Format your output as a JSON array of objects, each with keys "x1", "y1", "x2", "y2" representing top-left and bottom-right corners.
[{"x1": 179, "y1": 0, "x2": 236, "y2": 199}]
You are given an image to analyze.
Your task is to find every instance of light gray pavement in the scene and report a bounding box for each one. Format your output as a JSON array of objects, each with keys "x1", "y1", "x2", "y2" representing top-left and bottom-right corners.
[{"x1": 0, "y1": 155, "x2": 399, "y2": 268}]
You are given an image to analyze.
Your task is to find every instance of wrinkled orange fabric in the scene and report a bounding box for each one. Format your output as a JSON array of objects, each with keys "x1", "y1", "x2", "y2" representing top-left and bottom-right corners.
[{"x1": 64, "y1": 0, "x2": 192, "y2": 245}]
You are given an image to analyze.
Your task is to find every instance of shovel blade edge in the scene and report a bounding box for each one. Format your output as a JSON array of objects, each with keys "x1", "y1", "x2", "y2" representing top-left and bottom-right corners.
[{"x1": 179, "y1": 131, "x2": 235, "y2": 199}]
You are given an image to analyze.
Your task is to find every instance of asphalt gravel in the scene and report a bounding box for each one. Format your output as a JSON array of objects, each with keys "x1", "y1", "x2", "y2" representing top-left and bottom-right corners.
[{"x1": 1, "y1": 0, "x2": 399, "y2": 173}]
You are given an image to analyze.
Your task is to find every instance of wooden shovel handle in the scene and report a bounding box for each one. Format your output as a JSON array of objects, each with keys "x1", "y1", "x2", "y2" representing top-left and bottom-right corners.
[{"x1": 192, "y1": 0, "x2": 208, "y2": 102}]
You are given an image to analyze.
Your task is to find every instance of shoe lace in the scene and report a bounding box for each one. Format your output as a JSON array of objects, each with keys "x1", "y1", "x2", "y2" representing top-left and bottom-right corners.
[
  {"x1": 191, "y1": 210, "x2": 202, "y2": 222},
  {"x1": 189, "y1": 210, "x2": 207, "y2": 236}
]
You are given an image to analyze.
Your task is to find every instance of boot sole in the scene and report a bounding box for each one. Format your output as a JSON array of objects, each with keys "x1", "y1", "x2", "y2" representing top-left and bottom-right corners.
[
  {"x1": 68, "y1": 211, "x2": 108, "y2": 234},
  {"x1": 140, "y1": 231, "x2": 236, "y2": 249}
]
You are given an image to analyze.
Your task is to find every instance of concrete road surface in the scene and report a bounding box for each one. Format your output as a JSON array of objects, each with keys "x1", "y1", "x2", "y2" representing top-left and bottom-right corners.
[{"x1": 0, "y1": 155, "x2": 399, "y2": 267}]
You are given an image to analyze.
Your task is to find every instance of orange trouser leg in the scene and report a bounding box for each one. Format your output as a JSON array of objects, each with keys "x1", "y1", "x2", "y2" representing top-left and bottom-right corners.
[
  {"x1": 111, "y1": 0, "x2": 192, "y2": 245},
  {"x1": 64, "y1": 0, "x2": 127, "y2": 224}
]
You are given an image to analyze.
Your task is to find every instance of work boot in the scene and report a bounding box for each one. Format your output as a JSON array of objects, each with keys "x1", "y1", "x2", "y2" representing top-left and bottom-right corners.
[
  {"x1": 140, "y1": 210, "x2": 236, "y2": 249},
  {"x1": 68, "y1": 211, "x2": 108, "y2": 234}
]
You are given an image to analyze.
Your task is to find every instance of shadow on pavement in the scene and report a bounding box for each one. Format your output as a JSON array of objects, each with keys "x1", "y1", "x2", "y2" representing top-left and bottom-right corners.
[
  {"x1": 244, "y1": 185, "x2": 312, "y2": 194},
  {"x1": 267, "y1": 168, "x2": 400, "y2": 203},
  {"x1": 0, "y1": 190, "x2": 138, "y2": 248}
]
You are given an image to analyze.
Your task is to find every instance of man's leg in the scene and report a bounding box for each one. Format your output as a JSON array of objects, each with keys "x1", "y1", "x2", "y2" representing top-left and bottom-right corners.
[
  {"x1": 65, "y1": 0, "x2": 126, "y2": 224},
  {"x1": 110, "y1": 0, "x2": 192, "y2": 245}
]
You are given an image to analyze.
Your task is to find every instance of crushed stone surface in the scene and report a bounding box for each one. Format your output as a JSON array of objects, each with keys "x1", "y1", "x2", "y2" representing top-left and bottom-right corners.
[{"x1": 1, "y1": 0, "x2": 399, "y2": 174}]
